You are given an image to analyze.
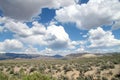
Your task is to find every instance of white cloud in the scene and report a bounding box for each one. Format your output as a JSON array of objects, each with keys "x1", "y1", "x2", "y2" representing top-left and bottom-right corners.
[
  {"x1": 0, "y1": 17, "x2": 32, "y2": 36},
  {"x1": 88, "y1": 27, "x2": 120, "y2": 48},
  {"x1": 1, "y1": 16, "x2": 120, "y2": 53},
  {"x1": 5, "y1": 21, "x2": 33, "y2": 37},
  {"x1": 19, "y1": 24, "x2": 76, "y2": 49},
  {"x1": 1, "y1": 17, "x2": 77, "y2": 50},
  {"x1": 55, "y1": 0, "x2": 120, "y2": 29},
  {"x1": 76, "y1": 46, "x2": 85, "y2": 52},
  {"x1": 1, "y1": 19, "x2": 46, "y2": 45},
  {"x1": 40, "y1": 48, "x2": 54, "y2": 55},
  {"x1": 25, "y1": 45, "x2": 39, "y2": 54},
  {"x1": 47, "y1": 25, "x2": 69, "y2": 42},
  {"x1": 31, "y1": 22, "x2": 46, "y2": 35},
  {"x1": 46, "y1": 25, "x2": 70, "y2": 49},
  {"x1": 0, "y1": 0, "x2": 75, "y2": 21},
  {"x1": 0, "y1": 39, "x2": 24, "y2": 52}
]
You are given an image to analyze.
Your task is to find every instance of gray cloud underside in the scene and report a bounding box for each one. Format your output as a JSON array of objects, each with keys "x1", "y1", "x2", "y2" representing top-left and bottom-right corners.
[{"x1": 0, "y1": 0, "x2": 75, "y2": 21}]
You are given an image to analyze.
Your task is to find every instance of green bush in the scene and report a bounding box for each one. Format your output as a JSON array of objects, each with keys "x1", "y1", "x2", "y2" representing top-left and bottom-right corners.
[
  {"x1": 77, "y1": 76, "x2": 85, "y2": 80},
  {"x1": 100, "y1": 64, "x2": 114, "y2": 70},
  {"x1": 0, "y1": 72, "x2": 8, "y2": 80},
  {"x1": 84, "y1": 75, "x2": 93, "y2": 80},
  {"x1": 23, "y1": 72, "x2": 55, "y2": 80}
]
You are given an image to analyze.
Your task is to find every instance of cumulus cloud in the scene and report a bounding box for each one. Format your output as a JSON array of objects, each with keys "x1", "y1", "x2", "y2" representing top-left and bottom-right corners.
[
  {"x1": 46, "y1": 25, "x2": 71, "y2": 49},
  {"x1": 40, "y1": 48, "x2": 54, "y2": 55},
  {"x1": 0, "y1": 0, "x2": 75, "y2": 21},
  {"x1": 25, "y1": 45, "x2": 39, "y2": 54},
  {"x1": 88, "y1": 27, "x2": 120, "y2": 48},
  {"x1": 0, "y1": 39, "x2": 23, "y2": 52},
  {"x1": 5, "y1": 21, "x2": 33, "y2": 37},
  {"x1": 1, "y1": 16, "x2": 120, "y2": 53},
  {"x1": 76, "y1": 47, "x2": 85, "y2": 52},
  {"x1": 31, "y1": 22, "x2": 46, "y2": 35},
  {"x1": 0, "y1": 17, "x2": 77, "y2": 50},
  {"x1": 1, "y1": 0, "x2": 120, "y2": 54},
  {"x1": 4, "y1": 21, "x2": 47, "y2": 37},
  {"x1": 19, "y1": 24, "x2": 76, "y2": 49},
  {"x1": 55, "y1": 0, "x2": 120, "y2": 29}
]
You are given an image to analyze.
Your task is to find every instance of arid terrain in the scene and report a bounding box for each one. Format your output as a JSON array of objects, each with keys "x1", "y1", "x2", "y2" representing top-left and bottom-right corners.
[{"x1": 0, "y1": 53, "x2": 120, "y2": 80}]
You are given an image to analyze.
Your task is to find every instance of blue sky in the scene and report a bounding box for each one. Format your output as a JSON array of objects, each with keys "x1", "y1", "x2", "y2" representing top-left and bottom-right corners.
[{"x1": 0, "y1": 0, "x2": 120, "y2": 55}]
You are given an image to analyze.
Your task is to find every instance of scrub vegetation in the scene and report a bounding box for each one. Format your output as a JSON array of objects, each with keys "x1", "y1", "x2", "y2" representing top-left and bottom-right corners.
[{"x1": 0, "y1": 53, "x2": 120, "y2": 80}]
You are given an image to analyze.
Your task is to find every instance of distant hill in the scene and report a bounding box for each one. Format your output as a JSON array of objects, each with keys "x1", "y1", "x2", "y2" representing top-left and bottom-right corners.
[
  {"x1": 51, "y1": 54, "x2": 63, "y2": 58},
  {"x1": 81, "y1": 54, "x2": 97, "y2": 58},
  {"x1": 0, "y1": 52, "x2": 118, "y2": 60},
  {"x1": 0, "y1": 53, "x2": 40, "y2": 60},
  {"x1": 0, "y1": 53, "x2": 64, "y2": 60},
  {"x1": 66, "y1": 53, "x2": 103, "y2": 58},
  {"x1": 66, "y1": 53, "x2": 88, "y2": 57}
]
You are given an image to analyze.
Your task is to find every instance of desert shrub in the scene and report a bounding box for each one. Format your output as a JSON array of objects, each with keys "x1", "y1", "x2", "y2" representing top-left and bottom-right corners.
[
  {"x1": 102, "y1": 77, "x2": 108, "y2": 80},
  {"x1": 114, "y1": 73, "x2": 120, "y2": 78},
  {"x1": 9, "y1": 76, "x2": 18, "y2": 80},
  {"x1": 56, "y1": 68, "x2": 61, "y2": 73},
  {"x1": 77, "y1": 75, "x2": 93, "y2": 80},
  {"x1": 23, "y1": 72, "x2": 55, "y2": 80},
  {"x1": 100, "y1": 64, "x2": 114, "y2": 70},
  {"x1": 0, "y1": 67, "x2": 3, "y2": 71},
  {"x1": 111, "y1": 77, "x2": 119, "y2": 80},
  {"x1": 13, "y1": 72, "x2": 19, "y2": 76},
  {"x1": 9, "y1": 69, "x2": 14, "y2": 74},
  {"x1": 108, "y1": 71, "x2": 113, "y2": 75},
  {"x1": 113, "y1": 60, "x2": 119, "y2": 64},
  {"x1": 77, "y1": 67, "x2": 85, "y2": 74},
  {"x1": 84, "y1": 75, "x2": 93, "y2": 80},
  {"x1": 52, "y1": 65, "x2": 57, "y2": 70},
  {"x1": 63, "y1": 66, "x2": 73, "y2": 73},
  {"x1": 96, "y1": 75, "x2": 101, "y2": 80},
  {"x1": 59, "y1": 75, "x2": 69, "y2": 80},
  {"x1": 23, "y1": 64, "x2": 28, "y2": 67},
  {"x1": 77, "y1": 76, "x2": 84, "y2": 80},
  {"x1": 0, "y1": 72, "x2": 8, "y2": 80},
  {"x1": 39, "y1": 65, "x2": 46, "y2": 73},
  {"x1": 82, "y1": 67, "x2": 90, "y2": 73},
  {"x1": 29, "y1": 67, "x2": 37, "y2": 73},
  {"x1": 19, "y1": 68, "x2": 25, "y2": 74},
  {"x1": 48, "y1": 65, "x2": 52, "y2": 69},
  {"x1": 6, "y1": 67, "x2": 11, "y2": 72},
  {"x1": 96, "y1": 69, "x2": 101, "y2": 74}
]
